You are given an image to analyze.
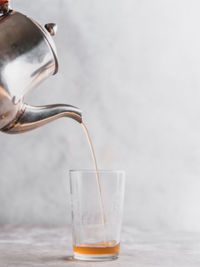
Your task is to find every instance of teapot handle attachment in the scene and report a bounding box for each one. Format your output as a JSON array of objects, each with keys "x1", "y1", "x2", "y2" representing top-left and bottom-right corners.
[{"x1": 0, "y1": 0, "x2": 10, "y2": 15}]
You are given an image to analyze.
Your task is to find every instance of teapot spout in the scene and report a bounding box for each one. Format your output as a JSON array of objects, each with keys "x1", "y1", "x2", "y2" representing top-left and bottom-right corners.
[{"x1": 2, "y1": 103, "x2": 82, "y2": 134}]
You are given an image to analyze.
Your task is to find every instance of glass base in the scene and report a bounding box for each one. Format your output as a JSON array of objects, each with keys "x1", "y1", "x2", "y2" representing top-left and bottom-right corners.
[{"x1": 73, "y1": 252, "x2": 119, "y2": 261}]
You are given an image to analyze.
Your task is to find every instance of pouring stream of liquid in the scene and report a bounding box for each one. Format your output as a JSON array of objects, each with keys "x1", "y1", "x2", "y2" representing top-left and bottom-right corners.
[{"x1": 81, "y1": 122, "x2": 106, "y2": 229}]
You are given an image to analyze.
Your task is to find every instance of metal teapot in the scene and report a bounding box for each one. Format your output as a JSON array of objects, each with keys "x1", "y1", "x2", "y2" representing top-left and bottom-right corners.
[{"x1": 0, "y1": 1, "x2": 82, "y2": 134}]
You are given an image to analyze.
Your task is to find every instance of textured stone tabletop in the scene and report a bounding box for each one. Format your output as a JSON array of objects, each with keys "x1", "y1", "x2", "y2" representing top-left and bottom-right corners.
[{"x1": 0, "y1": 226, "x2": 200, "y2": 266}]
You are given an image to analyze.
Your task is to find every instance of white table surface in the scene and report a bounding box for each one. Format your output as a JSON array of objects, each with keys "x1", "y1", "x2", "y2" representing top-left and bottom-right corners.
[{"x1": 0, "y1": 225, "x2": 200, "y2": 266}]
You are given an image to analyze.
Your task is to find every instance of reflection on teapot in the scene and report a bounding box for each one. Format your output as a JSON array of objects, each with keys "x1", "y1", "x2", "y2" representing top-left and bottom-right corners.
[{"x1": 0, "y1": 1, "x2": 82, "y2": 134}]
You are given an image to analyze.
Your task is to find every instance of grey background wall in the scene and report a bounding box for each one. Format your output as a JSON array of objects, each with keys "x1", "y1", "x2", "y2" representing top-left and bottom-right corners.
[{"x1": 1, "y1": 0, "x2": 200, "y2": 231}]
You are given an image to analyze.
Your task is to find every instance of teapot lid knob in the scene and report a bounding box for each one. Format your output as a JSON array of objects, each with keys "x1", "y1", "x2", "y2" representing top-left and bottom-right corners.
[{"x1": 45, "y1": 23, "x2": 57, "y2": 36}]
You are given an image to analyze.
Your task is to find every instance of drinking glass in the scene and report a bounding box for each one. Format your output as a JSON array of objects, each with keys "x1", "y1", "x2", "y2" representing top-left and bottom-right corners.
[{"x1": 69, "y1": 170, "x2": 125, "y2": 261}]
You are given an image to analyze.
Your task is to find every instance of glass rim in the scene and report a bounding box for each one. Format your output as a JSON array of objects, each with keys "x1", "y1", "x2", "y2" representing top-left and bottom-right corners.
[{"x1": 69, "y1": 169, "x2": 125, "y2": 175}]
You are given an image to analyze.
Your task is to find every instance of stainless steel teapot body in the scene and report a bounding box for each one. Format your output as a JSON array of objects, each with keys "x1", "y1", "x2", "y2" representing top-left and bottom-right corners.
[{"x1": 0, "y1": 8, "x2": 82, "y2": 134}]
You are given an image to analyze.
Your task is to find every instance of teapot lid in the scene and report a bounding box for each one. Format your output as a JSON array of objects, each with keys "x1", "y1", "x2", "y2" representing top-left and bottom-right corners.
[{"x1": 30, "y1": 18, "x2": 58, "y2": 74}]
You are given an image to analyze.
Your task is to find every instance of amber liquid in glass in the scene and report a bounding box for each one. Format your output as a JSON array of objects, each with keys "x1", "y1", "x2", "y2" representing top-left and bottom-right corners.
[
  {"x1": 73, "y1": 240, "x2": 120, "y2": 255},
  {"x1": 75, "y1": 123, "x2": 119, "y2": 257}
]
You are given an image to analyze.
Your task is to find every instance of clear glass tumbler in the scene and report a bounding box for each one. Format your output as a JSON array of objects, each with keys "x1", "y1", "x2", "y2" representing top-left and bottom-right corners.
[{"x1": 69, "y1": 170, "x2": 125, "y2": 261}]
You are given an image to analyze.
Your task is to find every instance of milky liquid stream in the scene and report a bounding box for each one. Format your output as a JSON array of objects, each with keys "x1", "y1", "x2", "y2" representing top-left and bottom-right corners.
[{"x1": 81, "y1": 122, "x2": 106, "y2": 237}]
